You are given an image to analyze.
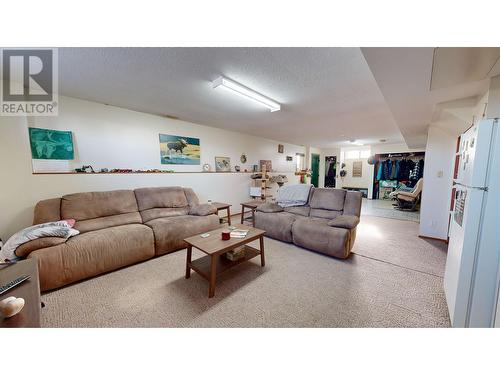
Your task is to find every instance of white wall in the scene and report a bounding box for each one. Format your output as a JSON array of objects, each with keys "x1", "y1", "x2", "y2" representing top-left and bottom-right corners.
[
  {"x1": 419, "y1": 126, "x2": 456, "y2": 240},
  {"x1": 338, "y1": 146, "x2": 371, "y2": 191},
  {"x1": 0, "y1": 96, "x2": 303, "y2": 239}
]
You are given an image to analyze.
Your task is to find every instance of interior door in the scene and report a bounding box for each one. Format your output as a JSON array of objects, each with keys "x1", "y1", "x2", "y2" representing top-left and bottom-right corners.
[
  {"x1": 311, "y1": 153, "x2": 320, "y2": 187},
  {"x1": 325, "y1": 156, "x2": 336, "y2": 187}
]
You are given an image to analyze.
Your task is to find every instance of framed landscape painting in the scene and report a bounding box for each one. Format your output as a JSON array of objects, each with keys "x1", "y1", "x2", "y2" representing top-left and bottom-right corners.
[
  {"x1": 29, "y1": 127, "x2": 74, "y2": 160},
  {"x1": 159, "y1": 134, "x2": 200, "y2": 165}
]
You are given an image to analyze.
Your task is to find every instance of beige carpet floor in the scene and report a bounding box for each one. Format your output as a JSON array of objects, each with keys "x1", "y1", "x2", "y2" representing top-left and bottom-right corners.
[
  {"x1": 41, "y1": 215, "x2": 450, "y2": 328},
  {"x1": 353, "y1": 215, "x2": 448, "y2": 277}
]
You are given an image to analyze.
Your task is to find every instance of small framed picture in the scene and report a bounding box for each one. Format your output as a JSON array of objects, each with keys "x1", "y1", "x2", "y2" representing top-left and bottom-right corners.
[
  {"x1": 278, "y1": 144, "x2": 284, "y2": 153},
  {"x1": 215, "y1": 156, "x2": 231, "y2": 172}
]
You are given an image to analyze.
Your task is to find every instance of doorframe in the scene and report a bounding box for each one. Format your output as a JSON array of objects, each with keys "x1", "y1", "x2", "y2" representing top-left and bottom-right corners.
[{"x1": 311, "y1": 153, "x2": 320, "y2": 187}]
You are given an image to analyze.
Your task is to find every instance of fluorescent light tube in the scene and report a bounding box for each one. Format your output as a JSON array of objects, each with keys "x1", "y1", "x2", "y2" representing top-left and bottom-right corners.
[
  {"x1": 212, "y1": 76, "x2": 281, "y2": 112},
  {"x1": 349, "y1": 140, "x2": 364, "y2": 146}
]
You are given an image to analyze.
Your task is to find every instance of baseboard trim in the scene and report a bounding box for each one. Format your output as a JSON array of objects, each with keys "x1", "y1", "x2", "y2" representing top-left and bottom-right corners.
[{"x1": 418, "y1": 235, "x2": 449, "y2": 244}]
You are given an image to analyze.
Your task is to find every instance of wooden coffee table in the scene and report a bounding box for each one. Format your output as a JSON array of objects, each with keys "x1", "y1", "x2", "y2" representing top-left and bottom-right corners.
[
  {"x1": 0, "y1": 259, "x2": 41, "y2": 328},
  {"x1": 184, "y1": 224, "x2": 266, "y2": 298}
]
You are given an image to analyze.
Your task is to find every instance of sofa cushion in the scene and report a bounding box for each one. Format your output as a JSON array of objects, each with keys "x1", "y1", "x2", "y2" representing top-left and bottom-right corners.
[
  {"x1": 284, "y1": 205, "x2": 310, "y2": 217},
  {"x1": 33, "y1": 198, "x2": 61, "y2": 225},
  {"x1": 145, "y1": 215, "x2": 220, "y2": 255},
  {"x1": 189, "y1": 204, "x2": 217, "y2": 216},
  {"x1": 74, "y1": 212, "x2": 143, "y2": 233},
  {"x1": 343, "y1": 191, "x2": 363, "y2": 216},
  {"x1": 28, "y1": 224, "x2": 155, "y2": 291},
  {"x1": 134, "y1": 187, "x2": 188, "y2": 211},
  {"x1": 140, "y1": 207, "x2": 189, "y2": 222},
  {"x1": 256, "y1": 203, "x2": 284, "y2": 213},
  {"x1": 183, "y1": 187, "x2": 200, "y2": 207},
  {"x1": 61, "y1": 190, "x2": 138, "y2": 221},
  {"x1": 15, "y1": 237, "x2": 67, "y2": 258},
  {"x1": 328, "y1": 215, "x2": 360, "y2": 230},
  {"x1": 292, "y1": 218, "x2": 350, "y2": 259},
  {"x1": 310, "y1": 208, "x2": 342, "y2": 220},
  {"x1": 254, "y1": 211, "x2": 297, "y2": 243},
  {"x1": 309, "y1": 188, "x2": 346, "y2": 211}
]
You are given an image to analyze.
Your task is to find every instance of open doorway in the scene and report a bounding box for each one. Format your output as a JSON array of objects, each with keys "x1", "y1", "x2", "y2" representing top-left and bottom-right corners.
[
  {"x1": 324, "y1": 156, "x2": 337, "y2": 187},
  {"x1": 311, "y1": 153, "x2": 320, "y2": 187}
]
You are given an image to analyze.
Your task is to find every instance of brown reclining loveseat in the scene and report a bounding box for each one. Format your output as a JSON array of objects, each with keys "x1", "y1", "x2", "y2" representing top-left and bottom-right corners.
[{"x1": 254, "y1": 188, "x2": 362, "y2": 259}]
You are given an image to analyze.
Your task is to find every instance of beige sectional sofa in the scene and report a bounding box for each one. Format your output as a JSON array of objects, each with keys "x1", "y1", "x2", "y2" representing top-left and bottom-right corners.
[
  {"x1": 254, "y1": 188, "x2": 362, "y2": 259},
  {"x1": 20, "y1": 187, "x2": 220, "y2": 291}
]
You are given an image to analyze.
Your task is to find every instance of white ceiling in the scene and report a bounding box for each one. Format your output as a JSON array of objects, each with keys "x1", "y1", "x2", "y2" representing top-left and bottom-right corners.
[
  {"x1": 58, "y1": 47, "x2": 499, "y2": 149},
  {"x1": 361, "y1": 47, "x2": 498, "y2": 147},
  {"x1": 58, "y1": 48, "x2": 403, "y2": 148}
]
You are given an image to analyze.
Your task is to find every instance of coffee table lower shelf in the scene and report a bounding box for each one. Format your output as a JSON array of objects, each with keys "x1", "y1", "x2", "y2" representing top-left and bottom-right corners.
[{"x1": 189, "y1": 245, "x2": 260, "y2": 280}]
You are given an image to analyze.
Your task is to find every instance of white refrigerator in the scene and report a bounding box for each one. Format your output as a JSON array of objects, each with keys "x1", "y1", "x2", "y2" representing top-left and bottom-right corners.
[{"x1": 444, "y1": 118, "x2": 500, "y2": 328}]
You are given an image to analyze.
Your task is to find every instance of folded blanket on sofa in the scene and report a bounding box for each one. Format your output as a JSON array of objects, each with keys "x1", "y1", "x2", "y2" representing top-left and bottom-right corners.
[
  {"x1": 276, "y1": 184, "x2": 313, "y2": 207},
  {"x1": 0, "y1": 220, "x2": 79, "y2": 262}
]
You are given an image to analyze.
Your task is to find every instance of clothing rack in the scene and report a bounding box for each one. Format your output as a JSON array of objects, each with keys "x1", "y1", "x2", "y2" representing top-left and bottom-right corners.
[
  {"x1": 377, "y1": 152, "x2": 425, "y2": 160},
  {"x1": 372, "y1": 152, "x2": 425, "y2": 199}
]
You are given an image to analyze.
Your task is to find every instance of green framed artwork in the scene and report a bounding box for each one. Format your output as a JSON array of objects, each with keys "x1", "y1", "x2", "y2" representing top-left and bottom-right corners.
[
  {"x1": 29, "y1": 127, "x2": 74, "y2": 160},
  {"x1": 159, "y1": 134, "x2": 200, "y2": 165}
]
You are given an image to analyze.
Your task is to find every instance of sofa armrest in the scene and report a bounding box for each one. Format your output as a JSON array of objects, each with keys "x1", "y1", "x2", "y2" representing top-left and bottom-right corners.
[
  {"x1": 189, "y1": 203, "x2": 217, "y2": 216},
  {"x1": 256, "y1": 203, "x2": 284, "y2": 213},
  {"x1": 327, "y1": 215, "x2": 360, "y2": 230},
  {"x1": 15, "y1": 237, "x2": 67, "y2": 258}
]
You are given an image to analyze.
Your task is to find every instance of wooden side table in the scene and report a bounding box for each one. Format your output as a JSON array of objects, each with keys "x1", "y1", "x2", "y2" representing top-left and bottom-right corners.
[
  {"x1": 240, "y1": 200, "x2": 265, "y2": 227},
  {"x1": 211, "y1": 202, "x2": 232, "y2": 225},
  {"x1": 0, "y1": 259, "x2": 41, "y2": 328}
]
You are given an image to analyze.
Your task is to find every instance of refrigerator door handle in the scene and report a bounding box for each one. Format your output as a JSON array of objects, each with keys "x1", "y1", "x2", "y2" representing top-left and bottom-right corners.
[{"x1": 454, "y1": 182, "x2": 488, "y2": 191}]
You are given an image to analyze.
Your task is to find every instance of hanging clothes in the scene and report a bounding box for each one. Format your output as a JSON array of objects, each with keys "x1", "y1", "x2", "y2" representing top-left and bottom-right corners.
[
  {"x1": 386, "y1": 159, "x2": 393, "y2": 179},
  {"x1": 390, "y1": 160, "x2": 397, "y2": 179},
  {"x1": 418, "y1": 158, "x2": 424, "y2": 179},
  {"x1": 409, "y1": 159, "x2": 422, "y2": 180},
  {"x1": 376, "y1": 161, "x2": 383, "y2": 181},
  {"x1": 400, "y1": 159, "x2": 414, "y2": 181}
]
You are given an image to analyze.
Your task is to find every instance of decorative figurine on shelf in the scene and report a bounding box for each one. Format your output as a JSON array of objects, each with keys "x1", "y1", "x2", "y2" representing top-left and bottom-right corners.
[
  {"x1": 235, "y1": 165, "x2": 240, "y2": 172},
  {"x1": 202, "y1": 163, "x2": 211, "y2": 172},
  {"x1": 75, "y1": 165, "x2": 95, "y2": 173}
]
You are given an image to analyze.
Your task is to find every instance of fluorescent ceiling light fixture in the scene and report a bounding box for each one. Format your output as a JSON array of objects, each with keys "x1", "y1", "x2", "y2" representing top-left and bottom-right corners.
[
  {"x1": 212, "y1": 76, "x2": 281, "y2": 112},
  {"x1": 349, "y1": 140, "x2": 364, "y2": 146}
]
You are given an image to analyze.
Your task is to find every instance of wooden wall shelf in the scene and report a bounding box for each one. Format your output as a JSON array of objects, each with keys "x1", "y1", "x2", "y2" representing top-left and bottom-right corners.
[{"x1": 32, "y1": 171, "x2": 295, "y2": 175}]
